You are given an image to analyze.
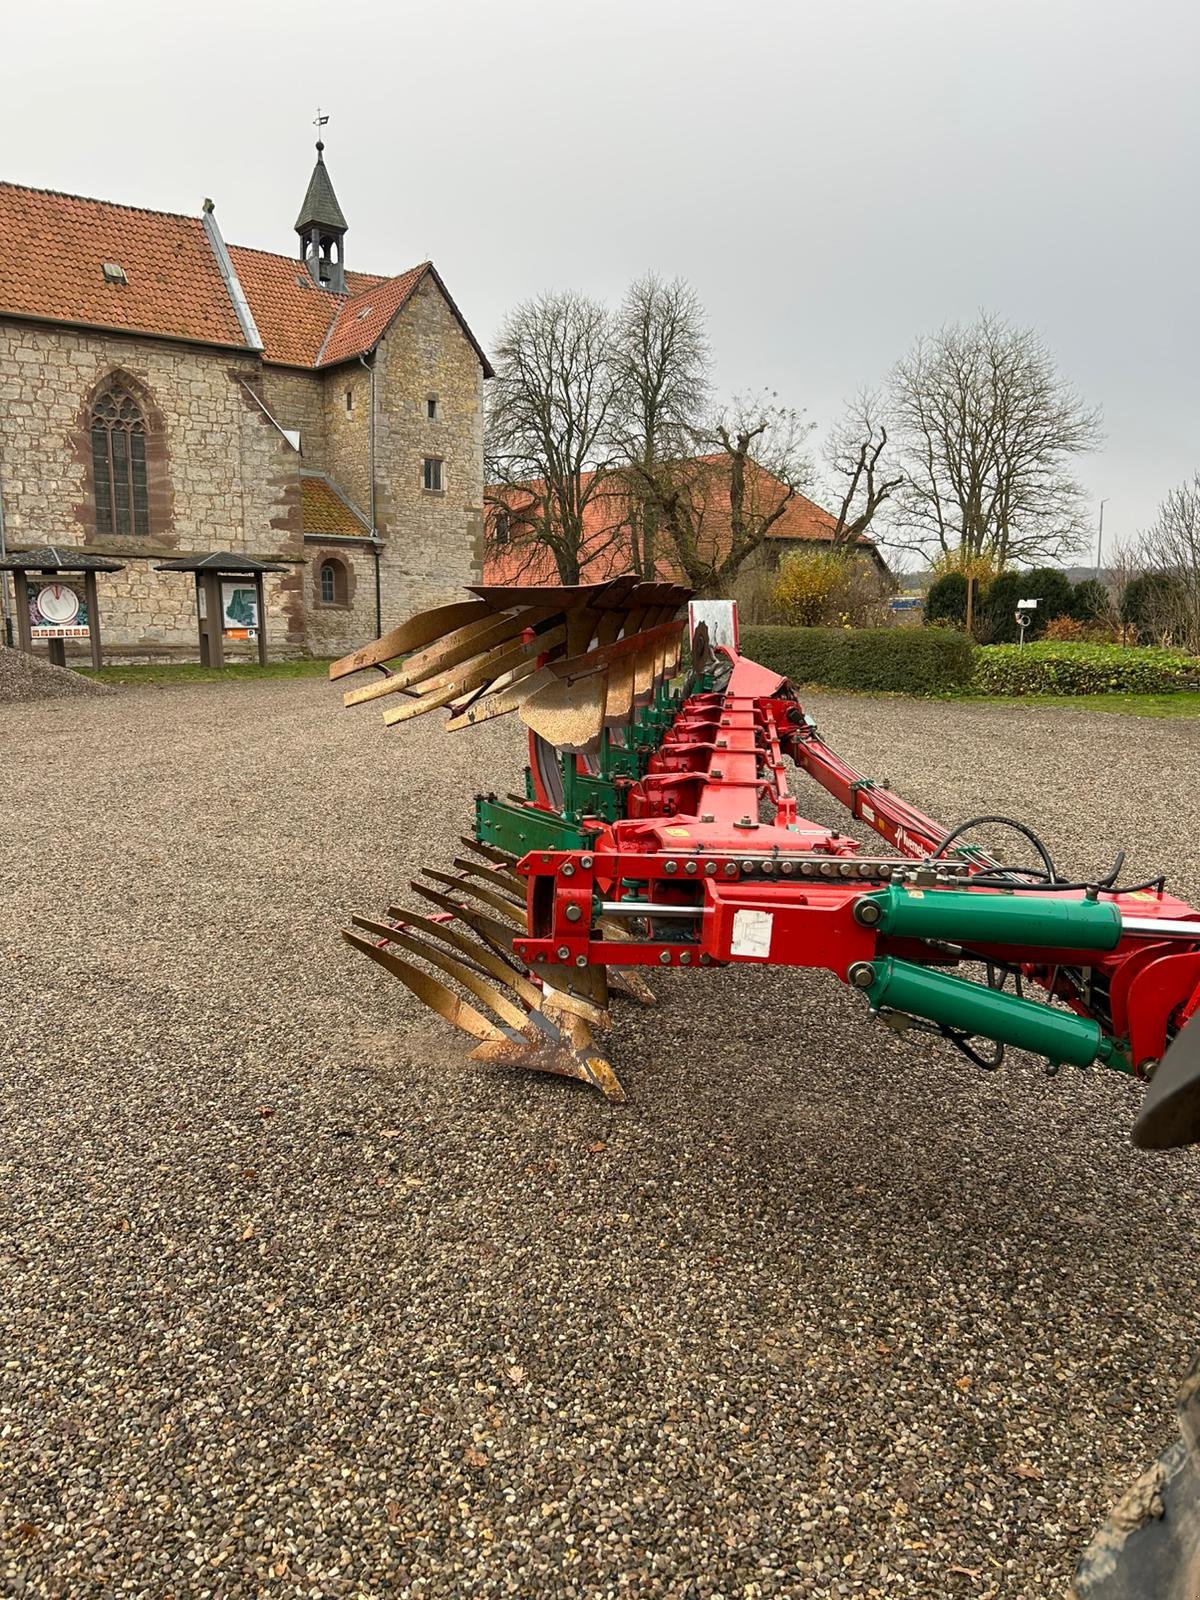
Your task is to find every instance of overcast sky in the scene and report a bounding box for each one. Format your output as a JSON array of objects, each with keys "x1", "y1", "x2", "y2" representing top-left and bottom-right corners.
[{"x1": 5, "y1": 0, "x2": 1197, "y2": 559}]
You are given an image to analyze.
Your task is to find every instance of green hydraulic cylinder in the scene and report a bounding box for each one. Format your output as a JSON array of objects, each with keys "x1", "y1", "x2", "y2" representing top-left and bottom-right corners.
[
  {"x1": 856, "y1": 885, "x2": 1122, "y2": 952},
  {"x1": 854, "y1": 957, "x2": 1119, "y2": 1069}
]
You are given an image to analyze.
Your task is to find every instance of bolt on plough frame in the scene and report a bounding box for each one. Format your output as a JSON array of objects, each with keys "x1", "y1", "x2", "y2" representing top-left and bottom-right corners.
[{"x1": 332, "y1": 579, "x2": 1200, "y2": 1595}]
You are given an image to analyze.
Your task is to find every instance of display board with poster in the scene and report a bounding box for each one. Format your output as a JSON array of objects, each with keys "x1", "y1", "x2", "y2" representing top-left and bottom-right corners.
[
  {"x1": 197, "y1": 582, "x2": 260, "y2": 639},
  {"x1": 221, "y1": 581, "x2": 259, "y2": 639},
  {"x1": 29, "y1": 581, "x2": 90, "y2": 640}
]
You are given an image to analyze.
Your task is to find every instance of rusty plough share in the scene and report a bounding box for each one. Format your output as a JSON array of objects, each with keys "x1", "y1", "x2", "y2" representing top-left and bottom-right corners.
[
  {"x1": 332, "y1": 579, "x2": 1200, "y2": 1592},
  {"x1": 332, "y1": 579, "x2": 690, "y2": 1100}
]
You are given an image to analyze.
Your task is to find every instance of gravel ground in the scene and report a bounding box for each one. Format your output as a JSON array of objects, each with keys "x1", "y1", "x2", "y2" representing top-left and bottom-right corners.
[
  {"x1": 0, "y1": 645, "x2": 112, "y2": 704},
  {"x1": 2, "y1": 680, "x2": 1198, "y2": 1600}
]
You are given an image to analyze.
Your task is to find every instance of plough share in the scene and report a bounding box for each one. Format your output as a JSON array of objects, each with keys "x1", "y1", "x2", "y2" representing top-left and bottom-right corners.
[{"x1": 331, "y1": 580, "x2": 1200, "y2": 1595}]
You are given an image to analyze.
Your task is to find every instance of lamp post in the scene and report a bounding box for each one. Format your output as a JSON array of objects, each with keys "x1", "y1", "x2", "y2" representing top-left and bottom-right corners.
[{"x1": 1095, "y1": 499, "x2": 1109, "y2": 579}]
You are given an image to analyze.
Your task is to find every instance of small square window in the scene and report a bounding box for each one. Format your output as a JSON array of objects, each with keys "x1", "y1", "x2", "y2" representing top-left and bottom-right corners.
[
  {"x1": 426, "y1": 396, "x2": 438, "y2": 420},
  {"x1": 345, "y1": 389, "x2": 353, "y2": 413},
  {"x1": 423, "y1": 457, "x2": 444, "y2": 492}
]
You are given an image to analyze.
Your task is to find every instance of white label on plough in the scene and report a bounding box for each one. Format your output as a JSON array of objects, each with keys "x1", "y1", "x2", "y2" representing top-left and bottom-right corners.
[{"x1": 730, "y1": 908, "x2": 773, "y2": 959}]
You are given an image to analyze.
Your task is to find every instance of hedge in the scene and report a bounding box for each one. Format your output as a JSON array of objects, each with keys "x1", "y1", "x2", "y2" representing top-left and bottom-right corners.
[
  {"x1": 740, "y1": 625, "x2": 975, "y2": 694},
  {"x1": 972, "y1": 641, "x2": 1200, "y2": 696}
]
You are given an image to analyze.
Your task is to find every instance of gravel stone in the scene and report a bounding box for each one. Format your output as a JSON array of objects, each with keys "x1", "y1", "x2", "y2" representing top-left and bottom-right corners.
[
  {"x1": 0, "y1": 644, "x2": 112, "y2": 704},
  {"x1": 1, "y1": 680, "x2": 1197, "y2": 1599}
]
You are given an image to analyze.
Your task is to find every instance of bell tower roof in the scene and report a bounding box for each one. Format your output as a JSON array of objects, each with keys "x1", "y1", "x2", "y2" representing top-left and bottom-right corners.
[
  {"x1": 294, "y1": 139, "x2": 348, "y2": 236},
  {"x1": 296, "y1": 113, "x2": 348, "y2": 292}
]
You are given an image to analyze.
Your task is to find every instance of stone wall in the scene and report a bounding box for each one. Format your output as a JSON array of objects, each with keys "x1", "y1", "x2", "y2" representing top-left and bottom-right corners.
[
  {"x1": 372, "y1": 277, "x2": 485, "y2": 625},
  {"x1": 0, "y1": 322, "x2": 304, "y2": 658},
  {"x1": 321, "y1": 363, "x2": 373, "y2": 520},
  {"x1": 259, "y1": 366, "x2": 328, "y2": 468},
  {"x1": 302, "y1": 542, "x2": 376, "y2": 657}
]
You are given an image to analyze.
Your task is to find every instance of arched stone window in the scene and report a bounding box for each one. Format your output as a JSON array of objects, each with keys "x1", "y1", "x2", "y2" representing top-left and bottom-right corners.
[
  {"x1": 317, "y1": 556, "x2": 348, "y2": 606},
  {"x1": 91, "y1": 382, "x2": 151, "y2": 536}
]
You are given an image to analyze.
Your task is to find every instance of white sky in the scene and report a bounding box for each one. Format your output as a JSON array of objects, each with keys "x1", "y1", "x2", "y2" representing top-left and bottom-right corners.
[{"x1": 5, "y1": 0, "x2": 1197, "y2": 557}]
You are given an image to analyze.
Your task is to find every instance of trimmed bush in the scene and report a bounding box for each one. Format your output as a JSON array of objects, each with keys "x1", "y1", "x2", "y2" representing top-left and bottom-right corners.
[
  {"x1": 741, "y1": 625, "x2": 975, "y2": 694},
  {"x1": 980, "y1": 568, "x2": 1074, "y2": 642},
  {"x1": 978, "y1": 571, "x2": 1024, "y2": 642},
  {"x1": 1023, "y1": 567, "x2": 1075, "y2": 625},
  {"x1": 926, "y1": 572, "x2": 968, "y2": 627},
  {"x1": 972, "y1": 641, "x2": 1200, "y2": 696},
  {"x1": 1069, "y1": 577, "x2": 1112, "y2": 624}
]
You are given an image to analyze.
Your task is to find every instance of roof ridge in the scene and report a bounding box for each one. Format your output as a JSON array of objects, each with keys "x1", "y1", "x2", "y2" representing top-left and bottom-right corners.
[
  {"x1": 341, "y1": 260, "x2": 432, "y2": 305},
  {"x1": 227, "y1": 239, "x2": 394, "y2": 284},
  {"x1": 0, "y1": 178, "x2": 201, "y2": 225}
]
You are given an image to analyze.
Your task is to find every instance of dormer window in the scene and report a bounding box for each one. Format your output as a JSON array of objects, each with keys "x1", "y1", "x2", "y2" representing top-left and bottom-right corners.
[{"x1": 102, "y1": 262, "x2": 127, "y2": 285}]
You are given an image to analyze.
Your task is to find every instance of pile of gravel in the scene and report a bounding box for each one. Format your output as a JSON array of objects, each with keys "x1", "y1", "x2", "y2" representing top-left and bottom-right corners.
[
  {"x1": 0, "y1": 644, "x2": 112, "y2": 703},
  {"x1": 1, "y1": 680, "x2": 1198, "y2": 1599}
]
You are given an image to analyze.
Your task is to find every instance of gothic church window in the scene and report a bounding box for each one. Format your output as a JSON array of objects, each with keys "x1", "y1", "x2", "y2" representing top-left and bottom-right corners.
[{"x1": 91, "y1": 383, "x2": 151, "y2": 537}]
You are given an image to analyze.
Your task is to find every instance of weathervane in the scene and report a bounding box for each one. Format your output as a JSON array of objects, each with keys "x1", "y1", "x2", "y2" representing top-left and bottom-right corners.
[{"x1": 314, "y1": 106, "x2": 329, "y2": 152}]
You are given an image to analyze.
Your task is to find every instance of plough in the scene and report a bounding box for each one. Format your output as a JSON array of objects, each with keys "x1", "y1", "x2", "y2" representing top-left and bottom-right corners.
[{"x1": 330, "y1": 580, "x2": 1200, "y2": 1595}]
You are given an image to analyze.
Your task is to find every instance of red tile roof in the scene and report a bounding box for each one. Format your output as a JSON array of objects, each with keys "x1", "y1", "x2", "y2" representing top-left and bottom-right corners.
[
  {"x1": 318, "y1": 263, "x2": 430, "y2": 367},
  {"x1": 300, "y1": 473, "x2": 369, "y2": 536},
  {"x1": 0, "y1": 182, "x2": 247, "y2": 348},
  {"x1": 485, "y1": 461, "x2": 881, "y2": 585},
  {"x1": 226, "y1": 244, "x2": 388, "y2": 366},
  {"x1": 0, "y1": 182, "x2": 491, "y2": 374}
]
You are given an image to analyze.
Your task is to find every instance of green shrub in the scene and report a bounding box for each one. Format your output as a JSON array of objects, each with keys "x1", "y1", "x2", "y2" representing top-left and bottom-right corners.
[
  {"x1": 1023, "y1": 567, "x2": 1075, "y2": 625},
  {"x1": 926, "y1": 572, "x2": 968, "y2": 627},
  {"x1": 1122, "y1": 572, "x2": 1187, "y2": 639},
  {"x1": 741, "y1": 625, "x2": 975, "y2": 694},
  {"x1": 978, "y1": 571, "x2": 1024, "y2": 642},
  {"x1": 972, "y1": 641, "x2": 1200, "y2": 696},
  {"x1": 739, "y1": 626, "x2": 841, "y2": 687},
  {"x1": 1069, "y1": 577, "x2": 1112, "y2": 624},
  {"x1": 979, "y1": 568, "x2": 1074, "y2": 642}
]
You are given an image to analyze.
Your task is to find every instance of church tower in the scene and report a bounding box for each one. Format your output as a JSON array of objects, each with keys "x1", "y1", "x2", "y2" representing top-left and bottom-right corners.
[{"x1": 295, "y1": 130, "x2": 348, "y2": 292}]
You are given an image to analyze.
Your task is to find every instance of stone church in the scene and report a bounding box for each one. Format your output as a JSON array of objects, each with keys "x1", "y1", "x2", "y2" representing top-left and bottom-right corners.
[{"x1": 0, "y1": 140, "x2": 491, "y2": 659}]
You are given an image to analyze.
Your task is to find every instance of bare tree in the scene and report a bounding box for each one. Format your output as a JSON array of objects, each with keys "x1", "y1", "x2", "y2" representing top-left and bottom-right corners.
[
  {"x1": 630, "y1": 394, "x2": 814, "y2": 596},
  {"x1": 485, "y1": 291, "x2": 626, "y2": 585},
  {"x1": 611, "y1": 275, "x2": 710, "y2": 578},
  {"x1": 1106, "y1": 540, "x2": 1143, "y2": 641},
  {"x1": 824, "y1": 390, "x2": 904, "y2": 549},
  {"x1": 887, "y1": 314, "x2": 1102, "y2": 568},
  {"x1": 1133, "y1": 474, "x2": 1200, "y2": 651}
]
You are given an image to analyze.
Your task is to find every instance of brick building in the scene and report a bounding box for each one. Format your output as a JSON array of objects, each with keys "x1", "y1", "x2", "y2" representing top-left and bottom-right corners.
[
  {"x1": 0, "y1": 140, "x2": 491, "y2": 660},
  {"x1": 485, "y1": 458, "x2": 891, "y2": 590}
]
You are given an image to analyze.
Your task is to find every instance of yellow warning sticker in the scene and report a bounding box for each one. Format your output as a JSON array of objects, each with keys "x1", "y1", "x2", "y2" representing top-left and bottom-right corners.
[{"x1": 664, "y1": 826, "x2": 691, "y2": 837}]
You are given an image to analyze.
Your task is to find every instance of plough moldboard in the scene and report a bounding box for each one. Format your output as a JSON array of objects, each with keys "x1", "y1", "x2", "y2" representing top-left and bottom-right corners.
[{"x1": 330, "y1": 579, "x2": 1200, "y2": 1594}]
